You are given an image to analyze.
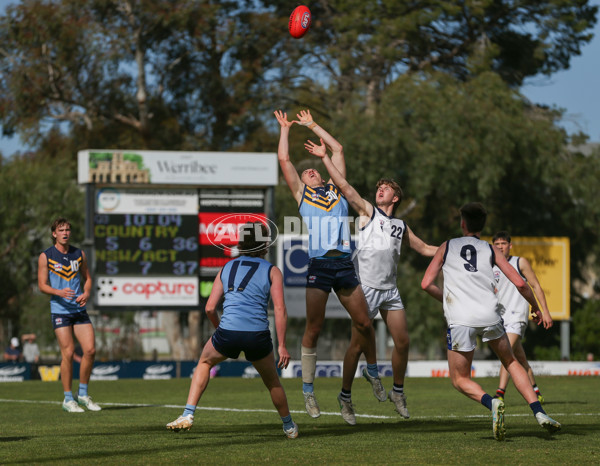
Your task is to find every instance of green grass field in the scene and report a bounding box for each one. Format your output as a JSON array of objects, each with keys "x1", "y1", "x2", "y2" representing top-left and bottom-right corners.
[{"x1": 1, "y1": 375, "x2": 599, "y2": 464}]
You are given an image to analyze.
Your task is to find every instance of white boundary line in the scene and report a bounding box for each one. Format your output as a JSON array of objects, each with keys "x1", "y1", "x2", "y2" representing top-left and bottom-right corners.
[{"x1": 0, "y1": 398, "x2": 596, "y2": 420}]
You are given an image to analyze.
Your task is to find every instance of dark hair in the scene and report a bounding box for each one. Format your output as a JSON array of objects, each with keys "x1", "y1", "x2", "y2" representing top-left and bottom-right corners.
[
  {"x1": 492, "y1": 231, "x2": 511, "y2": 243},
  {"x1": 459, "y1": 203, "x2": 487, "y2": 233},
  {"x1": 51, "y1": 218, "x2": 71, "y2": 244},
  {"x1": 376, "y1": 178, "x2": 403, "y2": 213},
  {"x1": 238, "y1": 222, "x2": 271, "y2": 257}
]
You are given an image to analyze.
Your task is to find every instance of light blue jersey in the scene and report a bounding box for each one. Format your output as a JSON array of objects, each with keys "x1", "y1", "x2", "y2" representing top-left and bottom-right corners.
[
  {"x1": 219, "y1": 256, "x2": 273, "y2": 332},
  {"x1": 43, "y1": 245, "x2": 86, "y2": 315},
  {"x1": 298, "y1": 183, "x2": 352, "y2": 258}
]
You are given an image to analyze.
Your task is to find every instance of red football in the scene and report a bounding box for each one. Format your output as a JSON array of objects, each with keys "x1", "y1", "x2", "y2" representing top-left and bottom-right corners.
[{"x1": 288, "y1": 5, "x2": 312, "y2": 39}]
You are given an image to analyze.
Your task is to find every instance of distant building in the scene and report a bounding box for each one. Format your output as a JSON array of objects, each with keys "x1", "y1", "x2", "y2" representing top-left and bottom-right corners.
[{"x1": 89, "y1": 153, "x2": 150, "y2": 183}]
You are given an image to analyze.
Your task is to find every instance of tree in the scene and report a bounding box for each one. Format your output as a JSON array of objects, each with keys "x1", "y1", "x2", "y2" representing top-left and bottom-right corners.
[
  {"x1": 0, "y1": 0, "x2": 282, "y2": 150},
  {"x1": 0, "y1": 135, "x2": 84, "y2": 344},
  {"x1": 571, "y1": 299, "x2": 600, "y2": 360},
  {"x1": 263, "y1": 0, "x2": 597, "y2": 112}
]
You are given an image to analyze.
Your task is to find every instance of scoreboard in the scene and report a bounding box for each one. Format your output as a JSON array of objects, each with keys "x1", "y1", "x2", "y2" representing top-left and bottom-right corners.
[
  {"x1": 92, "y1": 187, "x2": 270, "y2": 309},
  {"x1": 94, "y1": 213, "x2": 199, "y2": 276},
  {"x1": 78, "y1": 149, "x2": 277, "y2": 311}
]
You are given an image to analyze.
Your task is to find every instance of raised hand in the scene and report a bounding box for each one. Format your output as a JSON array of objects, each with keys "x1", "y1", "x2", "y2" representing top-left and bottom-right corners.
[
  {"x1": 274, "y1": 110, "x2": 296, "y2": 128},
  {"x1": 296, "y1": 109, "x2": 313, "y2": 126},
  {"x1": 304, "y1": 138, "x2": 327, "y2": 158}
]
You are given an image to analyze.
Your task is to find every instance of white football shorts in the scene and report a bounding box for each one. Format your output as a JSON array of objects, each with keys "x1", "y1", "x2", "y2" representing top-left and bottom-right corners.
[
  {"x1": 361, "y1": 285, "x2": 404, "y2": 320},
  {"x1": 446, "y1": 322, "x2": 505, "y2": 352},
  {"x1": 503, "y1": 320, "x2": 528, "y2": 338}
]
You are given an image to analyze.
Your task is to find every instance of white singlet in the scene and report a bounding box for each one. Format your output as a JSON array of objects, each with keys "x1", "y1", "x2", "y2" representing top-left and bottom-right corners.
[
  {"x1": 441, "y1": 236, "x2": 501, "y2": 327},
  {"x1": 352, "y1": 207, "x2": 405, "y2": 290},
  {"x1": 493, "y1": 256, "x2": 529, "y2": 325}
]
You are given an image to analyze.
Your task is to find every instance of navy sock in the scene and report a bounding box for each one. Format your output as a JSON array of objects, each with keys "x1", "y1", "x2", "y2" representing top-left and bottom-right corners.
[
  {"x1": 481, "y1": 393, "x2": 493, "y2": 410},
  {"x1": 302, "y1": 382, "x2": 314, "y2": 393},
  {"x1": 392, "y1": 384, "x2": 404, "y2": 394},
  {"x1": 529, "y1": 401, "x2": 545, "y2": 416},
  {"x1": 339, "y1": 389, "x2": 352, "y2": 401},
  {"x1": 367, "y1": 363, "x2": 379, "y2": 378},
  {"x1": 64, "y1": 391, "x2": 74, "y2": 402},
  {"x1": 281, "y1": 414, "x2": 294, "y2": 430},
  {"x1": 183, "y1": 404, "x2": 196, "y2": 417}
]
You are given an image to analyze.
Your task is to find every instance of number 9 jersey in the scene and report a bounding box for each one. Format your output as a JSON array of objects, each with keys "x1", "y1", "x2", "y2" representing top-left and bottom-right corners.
[
  {"x1": 441, "y1": 236, "x2": 501, "y2": 327},
  {"x1": 218, "y1": 256, "x2": 273, "y2": 332}
]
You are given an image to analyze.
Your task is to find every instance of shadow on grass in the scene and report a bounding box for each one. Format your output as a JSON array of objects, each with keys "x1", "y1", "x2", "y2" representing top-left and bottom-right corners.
[{"x1": 0, "y1": 436, "x2": 33, "y2": 442}]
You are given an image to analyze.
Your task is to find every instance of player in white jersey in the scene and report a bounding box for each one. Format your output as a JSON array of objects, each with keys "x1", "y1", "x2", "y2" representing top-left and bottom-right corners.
[
  {"x1": 422, "y1": 203, "x2": 560, "y2": 440},
  {"x1": 306, "y1": 145, "x2": 437, "y2": 424},
  {"x1": 492, "y1": 231, "x2": 553, "y2": 404}
]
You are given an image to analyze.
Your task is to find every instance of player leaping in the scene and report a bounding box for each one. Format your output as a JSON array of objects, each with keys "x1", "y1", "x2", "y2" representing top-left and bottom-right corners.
[
  {"x1": 306, "y1": 140, "x2": 437, "y2": 424},
  {"x1": 274, "y1": 109, "x2": 382, "y2": 419}
]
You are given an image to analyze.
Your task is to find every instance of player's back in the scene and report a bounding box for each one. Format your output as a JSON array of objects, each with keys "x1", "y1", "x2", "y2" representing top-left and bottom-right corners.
[
  {"x1": 442, "y1": 236, "x2": 500, "y2": 327},
  {"x1": 219, "y1": 256, "x2": 273, "y2": 332}
]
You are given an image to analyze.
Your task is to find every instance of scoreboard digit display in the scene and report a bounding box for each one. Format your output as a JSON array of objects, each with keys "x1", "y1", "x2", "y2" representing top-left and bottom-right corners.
[{"x1": 94, "y1": 213, "x2": 199, "y2": 276}]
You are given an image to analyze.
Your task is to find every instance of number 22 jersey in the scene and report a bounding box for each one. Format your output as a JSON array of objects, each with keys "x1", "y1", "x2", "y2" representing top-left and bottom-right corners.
[
  {"x1": 441, "y1": 236, "x2": 501, "y2": 327},
  {"x1": 353, "y1": 207, "x2": 406, "y2": 290}
]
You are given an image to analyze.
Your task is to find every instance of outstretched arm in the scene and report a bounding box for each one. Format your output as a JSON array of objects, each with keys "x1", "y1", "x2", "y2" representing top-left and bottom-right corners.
[
  {"x1": 305, "y1": 138, "x2": 372, "y2": 218},
  {"x1": 421, "y1": 242, "x2": 447, "y2": 302},
  {"x1": 405, "y1": 225, "x2": 438, "y2": 257},
  {"x1": 519, "y1": 257, "x2": 553, "y2": 329},
  {"x1": 297, "y1": 110, "x2": 346, "y2": 179},
  {"x1": 274, "y1": 110, "x2": 304, "y2": 205},
  {"x1": 493, "y1": 248, "x2": 543, "y2": 324},
  {"x1": 270, "y1": 266, "x2": 291, "y2": 369}
]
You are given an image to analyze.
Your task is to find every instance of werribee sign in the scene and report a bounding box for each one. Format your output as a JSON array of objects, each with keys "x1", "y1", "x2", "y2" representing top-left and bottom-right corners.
[{"x1": 78, "y1": 150, "x2": 277, "y2": 311}]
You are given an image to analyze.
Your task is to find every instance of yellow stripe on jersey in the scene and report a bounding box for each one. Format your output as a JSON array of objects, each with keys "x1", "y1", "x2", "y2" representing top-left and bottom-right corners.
[
  {"x1": 302, "y1": 185, "x2": 342, "y2": 212},
  {"x1": 48, "y1": 257, "x2": 81, "y2": 281}
]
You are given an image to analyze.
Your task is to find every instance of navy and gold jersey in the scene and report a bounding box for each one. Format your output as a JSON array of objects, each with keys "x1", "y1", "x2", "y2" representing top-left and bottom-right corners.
[
  {"x1": 43, "y1": 245, "x2": 86, "y2": 314},
  {"x1": 299, "y1": 183, "x2": 352, "y2": 258}
]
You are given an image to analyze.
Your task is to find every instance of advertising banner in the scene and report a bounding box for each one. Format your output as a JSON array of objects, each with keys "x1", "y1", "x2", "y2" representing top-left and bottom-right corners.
[
  {"x1": 96, "y1": 276, "x2": 199, "y2": 307},
  {"x1": 483, "y1": 236, "x2": 571, "y2": 320},
  {"x1": 78, "y1": 150, "x2": 277, "y2": 186}
]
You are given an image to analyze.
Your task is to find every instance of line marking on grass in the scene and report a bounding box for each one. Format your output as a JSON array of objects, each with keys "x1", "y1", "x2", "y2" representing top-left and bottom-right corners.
[{"x1": 0, "y1": 398, "x2": 597, "y2": 420}]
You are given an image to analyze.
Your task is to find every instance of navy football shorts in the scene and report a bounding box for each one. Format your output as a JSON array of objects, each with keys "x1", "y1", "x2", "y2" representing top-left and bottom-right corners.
[
  {"x1": 306, "y1": 256, "x2": 360, "y2": 292},
  {"x1": 211, "y1": 327, "x2": 273, "y2": 362},
  {"x1": 51, "y1": 311, "x2": 92, "y2": 330}
]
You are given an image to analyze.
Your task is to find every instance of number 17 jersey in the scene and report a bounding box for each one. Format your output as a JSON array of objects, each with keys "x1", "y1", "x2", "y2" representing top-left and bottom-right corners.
[
  {"x1": 441, "y1": 236, "x2": 501, "y2": 327},
  {"x1": 219, "y1": 256, "x2": 273, "y2": 332}
]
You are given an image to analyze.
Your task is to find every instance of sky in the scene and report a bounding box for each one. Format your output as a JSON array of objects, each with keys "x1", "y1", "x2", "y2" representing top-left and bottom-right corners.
[{"x1": 0, "y1": 1, "x2": 599, "y2": 158}]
